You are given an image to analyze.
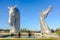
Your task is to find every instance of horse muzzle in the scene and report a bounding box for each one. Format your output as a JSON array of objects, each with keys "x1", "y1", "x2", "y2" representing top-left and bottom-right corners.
[{"x1": 8, "y1": 21, "x2": 13, "y2": 26}]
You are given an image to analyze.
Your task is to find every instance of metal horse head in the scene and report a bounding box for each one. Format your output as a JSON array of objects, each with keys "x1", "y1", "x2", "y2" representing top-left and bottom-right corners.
[
  {"x1": 8, "y1": 6, "x2": 20, "y2": 33},
  {"x1": 8, "y1": 6, "x2": 19, "y2": 26}
]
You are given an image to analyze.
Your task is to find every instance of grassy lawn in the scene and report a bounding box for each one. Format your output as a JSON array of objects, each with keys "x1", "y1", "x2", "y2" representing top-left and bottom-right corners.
[{"x1": 0, "y1": 38, "x2": 60, "y2": 40}]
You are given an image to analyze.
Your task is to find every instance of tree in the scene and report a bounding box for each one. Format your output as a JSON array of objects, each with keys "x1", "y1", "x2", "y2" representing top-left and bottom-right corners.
[
  {"x1": 54, "y1": 28, "x2": 60, "y2": 36},
  {"x1": 51, "y1": 29, "x2": 54, "y2": 33}
]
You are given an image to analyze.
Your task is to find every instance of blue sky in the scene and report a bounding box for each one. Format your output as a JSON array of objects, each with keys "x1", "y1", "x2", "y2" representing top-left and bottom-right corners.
[{"x1": 0, "y1": 0, "x2": 60, "y2": 31}]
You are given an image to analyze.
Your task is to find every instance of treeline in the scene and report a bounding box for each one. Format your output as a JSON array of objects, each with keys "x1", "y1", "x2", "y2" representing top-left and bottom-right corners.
[
  {"x1": 0, "y1": 29, "x2": 10, "y2": 32},
  {"x1": 20, "y1": 28, "x2": 41, "y2": 33},
  {"x1": 54, "y1": 28, "x2": 60, "y2": 36}
]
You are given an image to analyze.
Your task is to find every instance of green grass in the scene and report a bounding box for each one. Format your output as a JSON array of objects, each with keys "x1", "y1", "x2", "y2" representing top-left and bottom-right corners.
[
  {"x1": 0, "y1": 38, "x2": 60, "y2": 40},
  {"x1": 55, "y1": 32, "x2": 60, "y2": 36}
]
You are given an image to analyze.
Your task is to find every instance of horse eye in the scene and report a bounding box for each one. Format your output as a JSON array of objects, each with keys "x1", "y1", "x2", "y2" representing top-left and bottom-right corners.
[{"x1": 12, "y1": 13, "x2": 15, "y2": 16}]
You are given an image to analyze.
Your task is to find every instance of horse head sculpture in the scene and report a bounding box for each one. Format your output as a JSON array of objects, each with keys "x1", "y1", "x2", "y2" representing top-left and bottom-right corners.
[{"x1": 8, "y1": 6, "x2": 20, "y2": 33}]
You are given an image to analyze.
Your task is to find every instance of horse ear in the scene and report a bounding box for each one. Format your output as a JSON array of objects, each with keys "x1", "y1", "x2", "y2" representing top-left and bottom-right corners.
[
  {"x1": 8, "y1": 7, "x2": 10, "y2": 9},
  {"x1": 48, "y1": 6, "x2": 52, "y2": 9},
  {"x1": 14, "y1": 5, "x2": 17, "y2": 8}
]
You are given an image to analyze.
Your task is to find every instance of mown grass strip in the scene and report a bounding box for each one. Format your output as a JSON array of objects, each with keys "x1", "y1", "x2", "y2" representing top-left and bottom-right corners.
[{"x1": 0, "y1": 38, "x2": 60, "y2": 40}]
